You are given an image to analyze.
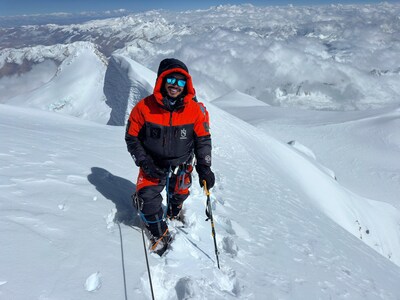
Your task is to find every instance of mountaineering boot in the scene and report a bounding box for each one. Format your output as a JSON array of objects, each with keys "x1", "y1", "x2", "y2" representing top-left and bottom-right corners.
[
  {"x1": 146, "y1": 218, "x2": 171, "y2": 256},
  {"x1": 167, "y1": 203, "x2": 184, "y2": 222},
  {"x1": 150, "y1": 228, "x2": 171, "y2": 256}
]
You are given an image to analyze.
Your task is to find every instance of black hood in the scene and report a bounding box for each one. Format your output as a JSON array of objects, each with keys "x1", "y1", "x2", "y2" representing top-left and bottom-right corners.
[{"x1": 157, "y1": 58, "x2": 189, "y2": 78}]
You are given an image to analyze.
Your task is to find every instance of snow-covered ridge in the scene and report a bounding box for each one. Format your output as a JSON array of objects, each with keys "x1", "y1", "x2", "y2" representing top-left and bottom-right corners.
[
  {"x1": 0, "y1": 42, "x2": 156, "y2": 125},
  {"x1": 104, "y1": 54, "x2": 155, "y2": 125},
  {"x1": 0, "y1": 41, "x2": 106, "y2": 69},
  {"x1": 0, "y1": 41, "x2": 110, "y2": 123}
]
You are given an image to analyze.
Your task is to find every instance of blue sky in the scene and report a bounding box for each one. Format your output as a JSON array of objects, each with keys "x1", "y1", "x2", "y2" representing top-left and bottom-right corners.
[{"x1": 0, "y1": 0, "x2": 398, "y2": 16}]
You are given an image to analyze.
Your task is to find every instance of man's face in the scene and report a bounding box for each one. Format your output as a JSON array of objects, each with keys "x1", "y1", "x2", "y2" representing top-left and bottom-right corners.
[{"x1": 164, "y1": 73, "x2": 186, "y2": 98}]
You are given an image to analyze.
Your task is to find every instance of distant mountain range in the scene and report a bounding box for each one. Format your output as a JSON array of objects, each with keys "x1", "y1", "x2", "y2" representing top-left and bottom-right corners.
[
  {"x1": 1, "y1": 3, "x2": 400, "y2": 111},
  {"x1": 0, "y1": 9, "x2": 131, "y2": 27}
]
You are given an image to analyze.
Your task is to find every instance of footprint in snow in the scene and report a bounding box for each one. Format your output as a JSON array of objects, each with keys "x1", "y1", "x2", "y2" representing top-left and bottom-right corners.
[
  {"x1": 105, "y1": 208, "x2": 117, "y2": 230},
  {"x1": 84, "y1": 272, "x2": 102, "y2": 292},
  {"x1": 58, "y1": 203, "x2": 66, "y2": 211},
  {"x1": 214, "y1": 267, "x2": 241, "y2": 296},
  {"x1": 175, "y1": 277, "x2": 195, "y2": 300},
  {"x1": 222, "y1": 236, "x2": 239, "y2": 257},
  {"x1": 215, "y1": 215, "x2": 236, "y2": 235}
]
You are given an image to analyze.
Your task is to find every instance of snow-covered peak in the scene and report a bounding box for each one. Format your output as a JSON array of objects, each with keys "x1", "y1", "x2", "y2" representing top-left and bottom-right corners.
[{"x1": 0, "y1": 42, "x2": 110, "y2": 123}]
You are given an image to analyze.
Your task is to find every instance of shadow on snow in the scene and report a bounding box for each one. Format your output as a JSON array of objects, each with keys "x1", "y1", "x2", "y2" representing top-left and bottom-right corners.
[{"x1": 87, "y1": 167, "x2": 140, "y2": 227}]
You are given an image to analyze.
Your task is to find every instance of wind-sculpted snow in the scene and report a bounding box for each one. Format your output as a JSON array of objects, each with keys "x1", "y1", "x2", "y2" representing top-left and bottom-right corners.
[
  {"x1": 2, "y1": 3, "x2": 400, "y2": 110},
  {"x1": 104, "y1": 55, "x2": 155, "y2": 125}
]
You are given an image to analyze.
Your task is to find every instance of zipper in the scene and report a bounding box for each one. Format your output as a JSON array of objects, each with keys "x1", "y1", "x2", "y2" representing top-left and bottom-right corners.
[
  {"x1": 164, "y1": 111, "x2": 173, "y2": 157},
  {"x1": 169, "y1": 112, "x2": 173, "y2": 155},
  {"x1": 169, "y1": 111, "x2": 173, "y2": 126}
]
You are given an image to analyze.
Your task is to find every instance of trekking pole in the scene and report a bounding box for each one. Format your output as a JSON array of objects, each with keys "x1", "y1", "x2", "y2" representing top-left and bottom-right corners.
[{"x1": 203, "y1": 180, "x2": 221, "y2": 269}]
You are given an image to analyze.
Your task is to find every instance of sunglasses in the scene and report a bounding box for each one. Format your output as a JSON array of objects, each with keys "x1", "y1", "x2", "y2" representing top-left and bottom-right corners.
[{"x1": 166, "y1": 77, "x2": 186, "y2": 87}]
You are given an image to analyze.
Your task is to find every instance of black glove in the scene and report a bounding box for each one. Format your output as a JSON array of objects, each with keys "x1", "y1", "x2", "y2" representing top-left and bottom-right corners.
[
  {"x1": 140, "y1": 157, "x2": 167, "y2": 179},
  {"x1": 196, "y1": 165, "x2": 215, "y2": 189}
]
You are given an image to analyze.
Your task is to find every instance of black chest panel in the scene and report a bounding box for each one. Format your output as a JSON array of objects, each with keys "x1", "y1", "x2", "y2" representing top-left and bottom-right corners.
[{"x1": 142, "y1": 122, "x2": 195, "y2": 166}]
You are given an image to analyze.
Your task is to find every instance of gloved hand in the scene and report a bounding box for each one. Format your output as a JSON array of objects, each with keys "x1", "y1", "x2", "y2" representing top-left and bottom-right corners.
[
  {"x1": 196, "y1": 165, "x2": 215, "y2": 189},
  {"x1": 140, "y1": 157, "x2": 167, "y2": 179}
]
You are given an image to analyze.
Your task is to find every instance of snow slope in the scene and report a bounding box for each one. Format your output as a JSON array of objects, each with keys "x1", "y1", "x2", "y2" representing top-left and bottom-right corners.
[
  {"x1": 209, "y1": 92, "x2": 400, "y2": 267},
  {"x1": 1, "y1": 59, "x2": 400, "y2": 299},
  {"x1": 211, "y1": 90, "x2": 269, "y2": 108},
  {"x1": 213, "y1": 96, "x2": 400, "y2": 210},
  {"x1": 1, "y1": 101, "x2": 400, "y2": 299}
]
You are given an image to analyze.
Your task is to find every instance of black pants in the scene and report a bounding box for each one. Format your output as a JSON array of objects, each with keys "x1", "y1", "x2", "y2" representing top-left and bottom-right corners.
[{"x1": 136, "y1": 164, "x2": 192, "y2": 237}]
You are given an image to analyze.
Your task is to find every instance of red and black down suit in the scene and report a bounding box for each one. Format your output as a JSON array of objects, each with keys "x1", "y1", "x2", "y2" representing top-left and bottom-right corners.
[{"x1": 125, "y1": 58, "x2": 213, "y2": 239}]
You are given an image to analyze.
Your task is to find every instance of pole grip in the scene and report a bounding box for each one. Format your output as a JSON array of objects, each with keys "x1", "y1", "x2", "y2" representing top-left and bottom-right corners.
[{"x1": 202, "y1": 180, "x2": 210, "y2": 196}]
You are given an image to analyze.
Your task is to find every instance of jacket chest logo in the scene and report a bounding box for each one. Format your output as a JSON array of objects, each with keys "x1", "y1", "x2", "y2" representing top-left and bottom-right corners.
[
  {"x1": 150, "y1": 127, "x2": 161, "y2": 139},
  {"x1": 180, "y1": 128, "x2": 187, "y2": 140}
]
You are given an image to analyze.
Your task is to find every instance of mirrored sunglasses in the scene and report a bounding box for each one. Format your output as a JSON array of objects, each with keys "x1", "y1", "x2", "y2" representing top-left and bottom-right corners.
[{"x1": 166, "y1": 77, "x2": 186, "y2": 87}]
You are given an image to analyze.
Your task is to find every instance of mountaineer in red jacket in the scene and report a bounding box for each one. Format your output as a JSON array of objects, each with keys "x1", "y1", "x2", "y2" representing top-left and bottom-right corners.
[{"x1": 125, "y1": 58, "x2": 215, "y2": 256}]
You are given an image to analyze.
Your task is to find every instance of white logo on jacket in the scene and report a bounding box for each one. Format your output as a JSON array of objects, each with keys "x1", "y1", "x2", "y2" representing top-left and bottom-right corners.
[{"x1": 180, "y1": 128, "x2": 187, "y2": 140}]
